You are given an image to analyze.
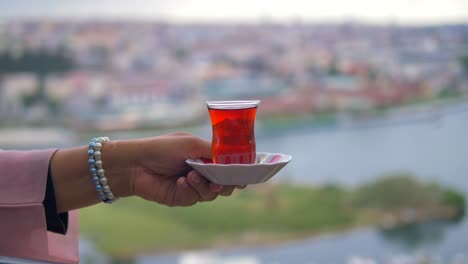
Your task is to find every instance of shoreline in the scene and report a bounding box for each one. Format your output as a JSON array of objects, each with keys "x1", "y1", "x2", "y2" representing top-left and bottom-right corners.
[
  {"x1": 2, "y1": 96, "x2": 468, "y2": 148},
  {"x1": 79, "y1": 177, "x2": 465, "y2": 258},
  {"x1": 131, "y1": 224, "x2": 374, "y2": 259},
  {"x1": 111, "y1": 206, "x2": 463, "y2": 259},
  {"x1": 260, "y1": 96, "x2": 468, "y2": 130}
]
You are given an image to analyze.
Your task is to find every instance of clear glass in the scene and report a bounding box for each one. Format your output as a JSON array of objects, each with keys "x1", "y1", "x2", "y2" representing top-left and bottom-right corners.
[{"x1": 206, "y1": 100, "x2": 260, "y2": 164}]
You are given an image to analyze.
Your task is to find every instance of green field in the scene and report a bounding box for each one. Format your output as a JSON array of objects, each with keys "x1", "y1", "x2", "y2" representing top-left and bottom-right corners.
[{"x1": 79, "y1": 175, "x2": 465, "y2": 257}]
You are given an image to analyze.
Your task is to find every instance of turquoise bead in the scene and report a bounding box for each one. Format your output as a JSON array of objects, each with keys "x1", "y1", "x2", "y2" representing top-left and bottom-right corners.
[
  {"x1": 90, "y1": 168, "x2": 97, "y2": 174},
  {"x1": 88, "y1": 158, "x2": 95, "y2": 165},
  {"x1": 92, "y1": 176, "x2": 100, "y2": 184},
  {"x1": 96, "y1": 185, "x2": 102, "y2": 191}
]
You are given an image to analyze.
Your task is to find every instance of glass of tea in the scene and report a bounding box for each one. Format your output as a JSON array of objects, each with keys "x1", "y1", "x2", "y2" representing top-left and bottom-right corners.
[{"x1": 207, "y1": 100, "x2": 260, "y2": 164}]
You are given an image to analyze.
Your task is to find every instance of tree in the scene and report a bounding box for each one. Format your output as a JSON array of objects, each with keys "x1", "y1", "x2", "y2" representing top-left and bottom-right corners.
[
  {"x1": 0, "y1": 48, "x2": 74, "y2": 110},
  {"x1": 327, "y1": 57, "x2": 340, "y2": 76},
  {"x1": 460, "y1": 56, "x2": 468, "y2": 75}
]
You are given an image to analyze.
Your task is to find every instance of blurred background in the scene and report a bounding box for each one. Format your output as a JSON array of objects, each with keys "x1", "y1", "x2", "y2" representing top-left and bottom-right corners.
[{"x1": 1, "y1": 1, "x2": 468, "y2": 263}]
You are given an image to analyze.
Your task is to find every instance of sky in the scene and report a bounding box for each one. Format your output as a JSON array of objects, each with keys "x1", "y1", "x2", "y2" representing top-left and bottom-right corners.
[{"x1": 0, "y1": 0, "x2": 467, "y2": 25}]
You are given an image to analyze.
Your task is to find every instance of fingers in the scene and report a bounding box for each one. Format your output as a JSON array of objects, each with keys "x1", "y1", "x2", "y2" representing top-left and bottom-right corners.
[
  {"x1": 187, "y1": 171, "x2": 218, "y2": 201},
  {"x1": 219, "y1": 186, "x2": 235, "y2": 196},
  {"x1": 187, "y1": 171, "x2": 242, "y2": 199},
  {"x1": 174, "y1": 170, "x2": 247, "y2": 206},
  {"x1": 210, "y1": 183, "x2": 245, "y2": 196},
  {"x1": 218, "y1": 184, "x2": 246, "y2": 196},
  {"x1": 209, "y1": 183, "x2": 223, "y2": 193},
  {"x1": 175, "y1": 177, "x2": 199, "y2": 206}
]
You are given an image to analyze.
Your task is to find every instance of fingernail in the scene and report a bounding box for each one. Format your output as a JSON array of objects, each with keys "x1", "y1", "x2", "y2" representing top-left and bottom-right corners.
[
  {"x1": 178, "y1": 177, "x2": 189, "y2": 188},
  {"x1": 214, "y1": 185, "x2": 223, "y2": 192},
  {"x1": 191, "y1": 173, "x2": 201, "y2": 184},
  {"x1": 210, "y1": 184, "x2": 221, "y2": 192}
]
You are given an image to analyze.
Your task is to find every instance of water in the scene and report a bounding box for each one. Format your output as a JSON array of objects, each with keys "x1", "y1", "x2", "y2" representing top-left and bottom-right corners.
[
  {"x1": 133, "y1": 102, "x2": 468, "y2": 264},
  {"x1": 137, "y1": 222, "x2": 468, "y2": 264},
  {"x1": 257, "y1": 104, "x2": 468, "y2": 193}
]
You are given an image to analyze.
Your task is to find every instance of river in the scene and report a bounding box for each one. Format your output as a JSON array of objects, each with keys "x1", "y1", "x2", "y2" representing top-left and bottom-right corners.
[
  {"x1": 4, "y1": 102, "x2": 466, "y2": 263},
  {"x1": 132, "y1": 102, "x2": 468, "y2": 264},
  {"x1": 258, "y1": 103, "x2": 468, "y2": 192}
]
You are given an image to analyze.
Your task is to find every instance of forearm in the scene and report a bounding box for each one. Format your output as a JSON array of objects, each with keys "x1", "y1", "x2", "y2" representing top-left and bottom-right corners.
[{"x1": 50, "y1": 140, "x2": 138, "y2": 213}]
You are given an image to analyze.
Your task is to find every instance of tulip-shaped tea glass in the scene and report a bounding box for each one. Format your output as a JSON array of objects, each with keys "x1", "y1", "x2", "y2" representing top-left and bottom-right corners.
[{"x1": 207, "y1": 100, "x2": 260, "y2": 164}]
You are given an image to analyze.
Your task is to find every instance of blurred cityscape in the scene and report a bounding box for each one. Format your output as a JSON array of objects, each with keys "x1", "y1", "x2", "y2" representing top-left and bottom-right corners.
[
  {"x1": 1, "y1": 20, "x2": 467, "y2": 131},
  {"x1": 1, "y1": 12, "x2": 468, "y2": 264}
]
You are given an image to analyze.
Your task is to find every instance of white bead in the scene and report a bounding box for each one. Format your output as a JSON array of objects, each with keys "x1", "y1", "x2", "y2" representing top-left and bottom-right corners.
[
  {"x1": 95, "y1": 160, "x2": 103, "y2": 169},
  {"x1": 100, "y1": 177, "x2": 108, "y2": 185},
  {"x1": 94, "y1": 151, "x2": 101, "y2": 159},
  {"x1": 107, "y1": 193, "x2": 115, "y2": 199},
  {"x1": 97, "y1": 169, "x2": 105, "y2": 176},
  {"x1": 94, "y1": 142, "x2": 102, "y2": 150}
]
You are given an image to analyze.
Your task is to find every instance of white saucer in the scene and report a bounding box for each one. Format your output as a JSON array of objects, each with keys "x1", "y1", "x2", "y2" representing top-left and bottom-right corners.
[{"x1": 186, "y1": 152, "x2": 292, "y2": 185}]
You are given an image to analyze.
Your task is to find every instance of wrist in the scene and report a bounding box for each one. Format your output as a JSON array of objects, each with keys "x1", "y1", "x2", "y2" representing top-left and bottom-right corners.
[{"x1": 101, "y1": 139, "x2": 140, "y2": 198}]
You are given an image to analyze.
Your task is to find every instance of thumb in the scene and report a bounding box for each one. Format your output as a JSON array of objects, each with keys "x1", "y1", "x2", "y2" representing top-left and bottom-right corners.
[{"x1": 189, "y1": 137, "x2": 212, "y2": 160}]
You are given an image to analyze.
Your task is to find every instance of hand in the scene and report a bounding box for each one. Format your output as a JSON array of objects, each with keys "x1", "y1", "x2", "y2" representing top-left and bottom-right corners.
[
  {"x1": 130, "y1": 132, "x2": 243, "y2": 207},
  {"x1": 51, "y1": 132, "x2": 245, "y2": 212}
]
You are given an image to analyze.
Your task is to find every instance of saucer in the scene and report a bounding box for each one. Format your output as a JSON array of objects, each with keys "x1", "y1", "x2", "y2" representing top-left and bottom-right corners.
[{"x1": 186, "y1": 152, "x2": 292, "y2": 185}]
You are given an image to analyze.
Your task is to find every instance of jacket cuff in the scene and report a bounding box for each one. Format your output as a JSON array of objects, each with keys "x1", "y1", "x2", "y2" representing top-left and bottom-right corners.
[{"x1": 43, "y1": 162, "x2": 68, "y2": 234}]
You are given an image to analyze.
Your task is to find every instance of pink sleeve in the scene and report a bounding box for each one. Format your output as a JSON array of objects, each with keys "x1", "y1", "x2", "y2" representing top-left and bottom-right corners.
[{"x1": 0, "y1": 149, "x2": 79, "y2": 264}]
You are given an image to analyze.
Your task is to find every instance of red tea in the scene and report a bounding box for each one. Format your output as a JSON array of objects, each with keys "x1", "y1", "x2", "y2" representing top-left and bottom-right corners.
[{"x1": 207, "y1": 101, "x2": 259, "y2": 164}]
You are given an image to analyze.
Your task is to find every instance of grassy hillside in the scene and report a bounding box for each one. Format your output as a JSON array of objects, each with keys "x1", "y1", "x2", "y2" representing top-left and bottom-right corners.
[{"x1": 79, "y1": 174, "x2": 465, "y2": 256}]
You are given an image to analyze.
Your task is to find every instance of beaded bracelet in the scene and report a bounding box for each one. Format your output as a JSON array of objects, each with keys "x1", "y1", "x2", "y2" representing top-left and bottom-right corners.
[{"x1": 88, "y1": 137, "x2": 118, "y2": 204}]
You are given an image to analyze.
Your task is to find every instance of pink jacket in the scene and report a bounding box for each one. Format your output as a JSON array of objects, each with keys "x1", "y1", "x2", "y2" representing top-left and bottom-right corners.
[{"x1": 0, "y1": 149, "x2": 79, "y2": 263}]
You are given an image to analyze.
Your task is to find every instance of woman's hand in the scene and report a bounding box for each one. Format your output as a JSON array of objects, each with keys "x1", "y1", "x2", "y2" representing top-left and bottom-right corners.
[
  {"x1": 131, "y1": 132, "x2": 240, "y2": 206},
  {"x1": 51, "y1": 132, "x2": 243, "y2": 212}
]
